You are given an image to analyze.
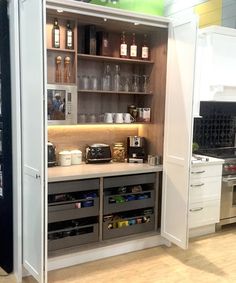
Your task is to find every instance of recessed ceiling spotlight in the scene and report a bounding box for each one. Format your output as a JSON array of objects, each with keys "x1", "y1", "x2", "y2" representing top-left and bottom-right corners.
[
  {"x1": 134, "y1": 22, "x2": 140, "y2": 26},
  {"x1": 57, "y1": 9, "x2": 64, "y2": 13},
  {"x1": 104, "y1": 18, "x2": 107, "y2": 22}
]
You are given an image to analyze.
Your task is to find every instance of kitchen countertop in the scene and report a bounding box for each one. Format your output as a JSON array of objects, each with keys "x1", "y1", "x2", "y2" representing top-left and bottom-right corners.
[
  {"x1": 191, "y1": 155, "x2": 224, "y2": 166},
  {"x1": 48, "y1": 162, "x2": 163, "y2": 182}
]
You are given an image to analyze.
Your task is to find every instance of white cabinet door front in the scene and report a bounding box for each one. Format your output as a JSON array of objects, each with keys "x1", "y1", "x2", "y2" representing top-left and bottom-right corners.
[
  {"x1": 161, "y1": 18, "x2": 197, "y2": 249},
  {"x1": 19, "y1": 0, "x2": 47, "y2": 282}
]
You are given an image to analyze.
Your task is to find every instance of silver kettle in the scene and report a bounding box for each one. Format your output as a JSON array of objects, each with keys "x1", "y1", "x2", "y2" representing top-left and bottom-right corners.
[{"x1": 48, "y1": 142, "x2": 56, "y2": 167}]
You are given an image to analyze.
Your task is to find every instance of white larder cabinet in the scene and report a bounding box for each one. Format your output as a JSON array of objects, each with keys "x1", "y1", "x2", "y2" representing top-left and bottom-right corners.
[
  {"x1": 13, "y1": 1, "x2": 197, "y2": 282},
  {"x1": 189, "y1": 158, "x2": 223, "y2": 229}
]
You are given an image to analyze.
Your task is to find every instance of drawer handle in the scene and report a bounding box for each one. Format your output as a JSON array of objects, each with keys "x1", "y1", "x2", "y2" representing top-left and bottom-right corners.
[
  {"x1": 191, "y1": 170, "x2": 205, "y2": 174},
  {"x1": 190, "y1": 207, "x2": 203, "y2": 212},
  {"x1": 191, "y1": 183, "x2": 204, "y2": 187}
]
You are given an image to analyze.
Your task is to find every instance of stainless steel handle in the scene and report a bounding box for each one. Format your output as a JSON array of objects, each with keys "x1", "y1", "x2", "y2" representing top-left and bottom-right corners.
[
  {"x1": 190, "y1": 207, "x2": 203, "y2": 212},
  {"x1": 191, "y1": 170, "x2": 205, "y2": 174},
  {"x1": 223, "y1": 177, "x2": 236, "y2": 182},
  {"x1": 191, "y1": 183, "x2": 204, "y2": 187}
]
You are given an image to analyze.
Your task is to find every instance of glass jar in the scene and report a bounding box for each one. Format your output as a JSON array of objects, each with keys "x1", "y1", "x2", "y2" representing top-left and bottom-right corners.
[{"x1": 112, "y1": 142, "x2": 125, "y2": 162}]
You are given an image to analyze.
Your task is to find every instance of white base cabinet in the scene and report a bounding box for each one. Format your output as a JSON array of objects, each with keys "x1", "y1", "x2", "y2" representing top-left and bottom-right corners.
[{"x1": 189, "y1": 156, "x2": 224, "y2": 230}]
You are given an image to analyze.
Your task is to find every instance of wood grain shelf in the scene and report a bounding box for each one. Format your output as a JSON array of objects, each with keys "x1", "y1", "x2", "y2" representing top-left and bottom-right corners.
[
  {"x1": 77, "y1": 53, "x2": 154, "y2": 64},
  {"x1": 47, "y1": 48, "x2": 76, "y2": 53},
  {"x1": 76, "y1": 122, "x2": 151, "y2": 125},
  {"x1": 77, "y1": 89, "x2": 153, "y2": 95}
]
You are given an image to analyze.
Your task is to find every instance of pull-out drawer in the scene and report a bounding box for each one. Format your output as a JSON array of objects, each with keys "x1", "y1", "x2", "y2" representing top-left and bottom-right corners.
[
  {"x1": 191, "y1": 165, "x2": 222, "y2": 180},
  {"x1": 104, "y1": 190, "x2": 155, "y2": 214},
  {"x1": 48, "y1": 198, "x2": 99, "y2": 223},
  {"x1": 48, "y1": 178, "x2": 100, "y2": 194},
  {"x1": 104, "y1": 173, "x2": 156, "y2": 189},
  {"x1": 189, "y1": 176, "x2": 222, "y2": 203},
  {"x1": 188, "y1": 200, "x2": 220, "y2": 229}
]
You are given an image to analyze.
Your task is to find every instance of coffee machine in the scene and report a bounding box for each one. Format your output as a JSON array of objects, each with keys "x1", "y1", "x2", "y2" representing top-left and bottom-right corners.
[{"x1": 127, "y1": 136, "x2": 146, "y2": 163}]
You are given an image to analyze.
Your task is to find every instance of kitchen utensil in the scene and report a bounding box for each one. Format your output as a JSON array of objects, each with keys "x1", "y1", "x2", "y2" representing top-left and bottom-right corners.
[
  {"x1": 70, "y1": 149, "x2": 82, "y2": 165},
  {"x1": 59, "y1": 150, "x2": 71, "y2": 166},
  {"x1": 104, "y1": 113, "x2": 113, "y2": 123},
  {"x1": 114, "y1": 113, "x2": 123, "y2": 123},
  {"x1": 48, "y1": 141, "x2": 56, "y2": 167},
  {"x1": 123, "y1": 113, "x2": 135, "y2": 123}
]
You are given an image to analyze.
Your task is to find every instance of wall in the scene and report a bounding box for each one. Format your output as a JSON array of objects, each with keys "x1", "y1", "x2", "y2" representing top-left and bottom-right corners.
[{"x1": 90, "y1": 0, "x2": 164, "y2": 16}]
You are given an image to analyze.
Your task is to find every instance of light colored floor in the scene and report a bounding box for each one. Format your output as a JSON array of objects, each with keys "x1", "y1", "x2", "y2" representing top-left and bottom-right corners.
[{"x1": 1, "y1": 226, "x2": 236, "y2": 283}]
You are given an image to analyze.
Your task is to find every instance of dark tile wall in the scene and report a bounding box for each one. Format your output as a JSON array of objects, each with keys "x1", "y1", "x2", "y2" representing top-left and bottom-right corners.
[{"x1": 193, "y1": 102, "x2": 236, "y2": 149}]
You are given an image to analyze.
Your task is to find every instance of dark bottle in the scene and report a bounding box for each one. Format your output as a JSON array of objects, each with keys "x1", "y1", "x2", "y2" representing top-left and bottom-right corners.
[
  {"x1": 130, "y1": 33, "x2": 137, "y2": 59},
  {"x1": 141, "y1": 34, "x2": 149, "y2": 60},
  {"x1": 66, "y1": 21, "x2": 73, "y2": 49},
  {"x1": 52, "y1": 18, "x2": 60, "y2": 48},
  {"x1": 120, "y1": 31, "x2": 128, "y2": 58}
]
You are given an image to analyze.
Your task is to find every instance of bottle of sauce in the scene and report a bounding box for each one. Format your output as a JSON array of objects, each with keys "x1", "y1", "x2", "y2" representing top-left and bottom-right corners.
[
  {"x1": 52, "y1": 18, "x2": 60, "y2": 48},
  {"x1": 120, "y1": 31, "x2": 128, "y2": 58},
  {"x1": 141, "y1": 34, "x2": 149, "y2": 60},
  {"x1": 66, "y1": 21, "x2": 73, "y2": 49},
  {"x1": 130, "y1": 33, "x2": 137, "y2": 59}
]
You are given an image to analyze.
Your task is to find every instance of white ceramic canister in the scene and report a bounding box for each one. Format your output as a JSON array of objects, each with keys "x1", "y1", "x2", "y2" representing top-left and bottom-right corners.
[
  {"x1": 71, "y1": 149, "x2": 82, "y2": 165},
  {"x1": 59, "y1": 150, "x2": 71, "y2": 166}
]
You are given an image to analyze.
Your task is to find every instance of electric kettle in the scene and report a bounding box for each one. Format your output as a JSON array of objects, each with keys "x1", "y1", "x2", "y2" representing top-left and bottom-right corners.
[{"x1": 48, "y1": 142, "x2": 56, "y2": 167}]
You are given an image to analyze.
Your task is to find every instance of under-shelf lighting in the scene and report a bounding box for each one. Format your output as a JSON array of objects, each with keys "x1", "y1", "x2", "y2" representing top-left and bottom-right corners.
[{"x1": 57, "y1": 9, "x2": 64, "y2": 13}]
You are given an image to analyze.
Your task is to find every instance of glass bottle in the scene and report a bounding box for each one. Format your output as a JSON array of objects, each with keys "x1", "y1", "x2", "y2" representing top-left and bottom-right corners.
[
  {"x1": 112, "y1": 142, "x2": 125, "y2": 162},
  {"x1": 141, "y1": 34, "x2": 149, "y2": 60},
  {"x1": 120, "y1": 31, "x2": 128, "y2": 58},
  {"x1": 52, "y1": 18, "x2": 60, "y2": 48},
  {"x1": 130, "y1": 33, "x2": 137, "y2": 59},
  {"x1": 64, "y1": 56, "x2": 71, "y2": 83},
  {"x1": 66, "y1": 21, "x2": 73, "y2": 49},
  {"x1": 55, "y1": 55, "x2": 62, "y2": 83},
  {"x1": 102, "y1": 64, "x2": 111, "y2": 91},
  {"x1": 113, "y1": 65, "x2": 120, "y2": 92}
]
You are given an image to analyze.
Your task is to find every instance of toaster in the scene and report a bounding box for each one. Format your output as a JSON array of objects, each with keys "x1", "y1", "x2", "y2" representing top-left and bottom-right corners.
[{"x1": 85, "y1": 143, "x2": 112, "y2": 163}]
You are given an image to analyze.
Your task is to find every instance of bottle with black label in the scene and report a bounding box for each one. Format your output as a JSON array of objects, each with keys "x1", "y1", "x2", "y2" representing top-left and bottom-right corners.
[
  {"x1": 130, "y1": 33, "x2": 137, "y2": 59},
  {"x1": 52, "y1": 18, "x2": 60, "y2": 48},
  {"x1": 66, "y1": 21, "x2": 73, "y2": 49},
  {"x1": 120, "y1": 31, "x2": 128, "y2": 58},
  {"x1": 141, "y1": 34, "x2": 149, "y2": 60}
]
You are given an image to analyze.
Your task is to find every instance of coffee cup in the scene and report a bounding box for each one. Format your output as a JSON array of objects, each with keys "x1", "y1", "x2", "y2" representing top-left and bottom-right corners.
[
  {"x1": 104, "y1": 113, "x2": 113, "y2": 123},
  {"x1": 123, "y1": 113, "x2": 135, "y2": 123},
  {"x1": 114, "y1": 113, "x2": 124, "y2": 123}
]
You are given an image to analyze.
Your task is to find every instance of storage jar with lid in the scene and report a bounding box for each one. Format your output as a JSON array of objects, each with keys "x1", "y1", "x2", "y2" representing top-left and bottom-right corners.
[
  {"x1": 112, "y1": 142, "x2": 125, "y2": 162},
  {"x1": 71, "y1": 149, "x2": 82, "y2": 165},
  {"x1": 59, "y1": 150, "x2": 71, "y2": 166}
]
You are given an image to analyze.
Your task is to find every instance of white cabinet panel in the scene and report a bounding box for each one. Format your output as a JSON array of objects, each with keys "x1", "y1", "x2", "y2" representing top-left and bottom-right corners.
[
  {"x1": 191, "y1": 164, "x2": 222, "y2": 179},
  {"x1": 161, "y1": 18, "x2": 197, "y2": 249}
]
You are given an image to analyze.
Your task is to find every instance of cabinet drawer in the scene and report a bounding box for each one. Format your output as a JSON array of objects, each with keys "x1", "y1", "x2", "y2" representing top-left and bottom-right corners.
[
  {"x1": 188, "y1": 200, "x2": 220, "y2": 229},
  {"x1": 191, "y1": 165, "x2": 222, "y2": 179},
  {"x1": 189, "y1": 176, "x2": 222, "y2": 203},
  {"x1": 104, "y1": 173, "x2": 156, "y2": 189},
  {"x1": 104, "y1": 190, "x2": 155, "y2": 214},
  {"x1": 48, "y1": 178, "x2": 100, "y2": 194},
  {"x1": 48, "y1": 198, "x2": 99, "y2": 223}
]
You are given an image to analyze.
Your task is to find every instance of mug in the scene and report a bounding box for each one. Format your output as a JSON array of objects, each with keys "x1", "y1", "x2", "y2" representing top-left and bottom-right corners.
[
  {"x1": 88, "y1": 114, "x2": 97, "y2": 123},
  {"x1": 114, "y1": 113, "x2": 124, "y2": 123},
  {"x1": 123, "y1": 113, "x2": 135, "y2": 123},
  {"x1": 78, "y1": 114, "x2": 86, "y2": 123},
  {"x1": 104, "y1": 113, "x2": 113, "y2": 123}
]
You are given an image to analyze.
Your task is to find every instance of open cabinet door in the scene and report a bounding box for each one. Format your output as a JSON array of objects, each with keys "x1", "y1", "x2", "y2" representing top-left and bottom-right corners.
[
  {"x1": 19, "y1": 0, "x2": 47, "y2": 282},
  {"x1": 161, "y1": 18, "x2": 197, "y2": 249}
]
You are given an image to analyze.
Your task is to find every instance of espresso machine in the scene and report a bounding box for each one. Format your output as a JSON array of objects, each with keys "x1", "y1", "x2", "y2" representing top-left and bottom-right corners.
[{"x1": 127, "y1": 136, "x2": 146, "y2": 163}]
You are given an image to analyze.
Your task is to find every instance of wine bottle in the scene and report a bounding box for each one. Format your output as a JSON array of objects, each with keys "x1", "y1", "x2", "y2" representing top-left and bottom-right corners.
[
  {"x1": 141, "y1": 34, "x2": 149, "y2": 60},
  {"x1": 120, "y1": 31, "x2": 128, "y2": 58},
  {"x1": 130, "y1": 33, "x2": 137, "y2": 59},
  {"x1": 66, "y1": 21, "x2": 73, "y2": 49},
  {"x1": 52, "y1": 18, "x2": 60, "y2": 48}
]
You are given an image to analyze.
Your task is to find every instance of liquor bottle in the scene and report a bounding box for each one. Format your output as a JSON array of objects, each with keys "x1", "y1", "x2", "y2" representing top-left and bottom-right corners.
[
  {"x1": 120, "y1": 31, "x2": 128, "y2": 58},
  {"x1": 141, "y1": 34, "x2": 149, "y2": 60},
  {"x1": 130, "y1": 33, "x2": 137, "y2": 59},
  {"x1": 66, "y1": 21, "x2": 73, "y2": 49},
  {"x1": 52, "y1": 18, "x2": 60, "y2": 48}
]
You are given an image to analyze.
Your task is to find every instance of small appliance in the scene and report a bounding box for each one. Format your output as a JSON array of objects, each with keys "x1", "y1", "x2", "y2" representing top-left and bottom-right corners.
[
  {"x1": 85, "y1": 143, "x2": 112, "y2": 163},
  {"x1": 48, "y1": 142, "x2": 57, "y2": 167},
  {"x1": 127, "y1": 136, "x2": 146, "y2": 163}
]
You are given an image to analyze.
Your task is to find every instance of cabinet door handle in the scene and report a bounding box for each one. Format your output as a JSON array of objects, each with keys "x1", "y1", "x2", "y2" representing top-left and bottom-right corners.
[
  {"x1": 191, "y1": 170, "x2": 205, "y2": 174},
  {"x1": 190, "y1": 207, "x2": 203, "y2": 212},
  {"x1": 190, "y1": 183, "x2": 204, "y2": 187}
]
